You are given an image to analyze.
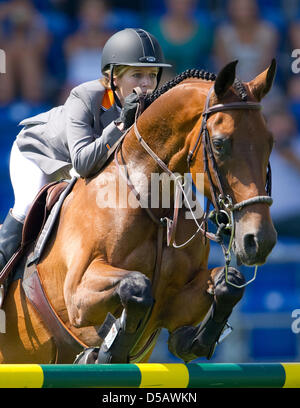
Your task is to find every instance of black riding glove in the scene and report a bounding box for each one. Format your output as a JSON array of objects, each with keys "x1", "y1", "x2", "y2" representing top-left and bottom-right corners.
[{"x1": 119, "y1": 92, "x2": 140, "y2": 130}]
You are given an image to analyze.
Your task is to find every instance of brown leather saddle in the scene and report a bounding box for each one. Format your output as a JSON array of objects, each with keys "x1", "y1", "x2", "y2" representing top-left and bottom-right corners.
[{"x1": 0, "y1": 179, "x2": 70, "y2": 289}]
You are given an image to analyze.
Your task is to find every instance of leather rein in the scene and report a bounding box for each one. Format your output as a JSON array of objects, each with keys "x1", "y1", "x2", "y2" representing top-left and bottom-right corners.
[{"x1": 114, "y1": 85, "x2": 273, "y2": 289}]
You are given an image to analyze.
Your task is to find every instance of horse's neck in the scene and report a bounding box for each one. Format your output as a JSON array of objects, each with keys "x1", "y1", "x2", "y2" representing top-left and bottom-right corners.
[
  {"x1": 115, "y1": 83, "x2": 210, "y2": 208},
  {"x1": 123, "y1": 85, "x2": 205, "y2": 174}
]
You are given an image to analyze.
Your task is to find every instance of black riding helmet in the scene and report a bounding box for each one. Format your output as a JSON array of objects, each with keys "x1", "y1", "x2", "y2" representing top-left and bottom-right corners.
[{"x1": 101, "y1": 28, "x2": 172, "y2": 92}]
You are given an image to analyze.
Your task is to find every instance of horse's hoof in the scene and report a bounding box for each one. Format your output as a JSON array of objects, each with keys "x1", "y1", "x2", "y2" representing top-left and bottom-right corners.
[
  {"x1": 168, "y1": 326, "x2": 199, "y2": 363},
  {"x1": 168, "y1": 325, "x2": 217, "y2": 362}
]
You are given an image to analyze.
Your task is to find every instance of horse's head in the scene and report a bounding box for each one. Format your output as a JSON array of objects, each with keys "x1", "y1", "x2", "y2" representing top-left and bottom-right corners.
[{"x1": 190, "y1": 60, "x2": 277, "y2": 266}]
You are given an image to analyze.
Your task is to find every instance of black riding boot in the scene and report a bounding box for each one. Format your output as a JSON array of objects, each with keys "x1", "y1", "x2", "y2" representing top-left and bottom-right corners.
[{"x1": 0, "y1": 210, "x2": 24, "y2": 273}]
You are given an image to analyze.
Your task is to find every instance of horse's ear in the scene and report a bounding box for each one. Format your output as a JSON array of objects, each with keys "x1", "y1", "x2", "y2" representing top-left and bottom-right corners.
[
  {"x1": 214, "y1": 60, "x2": 238, "y2": 99},
  {"x1": 248, "y1": 59, "x2": 277, "y2": 101}
]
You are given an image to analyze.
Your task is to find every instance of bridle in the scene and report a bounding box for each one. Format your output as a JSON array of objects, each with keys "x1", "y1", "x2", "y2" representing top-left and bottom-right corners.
[
  {"x1": 187, "y1": 86, "x2": 272, "y2": 209},
  {"x1": 114, "y1": 85, "x2": 273, "y2": 288},
  {"x1": 186, "y1": 86, "x2": 273, "y2": 287}
]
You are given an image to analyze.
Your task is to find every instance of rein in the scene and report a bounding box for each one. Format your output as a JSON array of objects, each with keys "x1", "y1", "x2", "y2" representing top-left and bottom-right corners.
[{"x1": 114, "y1": 85, "x2": 273, "y2": 289}]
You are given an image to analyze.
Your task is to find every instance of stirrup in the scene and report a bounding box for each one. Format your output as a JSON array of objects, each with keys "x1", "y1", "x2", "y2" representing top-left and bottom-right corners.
[{"x1": 73, "y1": 347, "x2": 99, "y2": 364}]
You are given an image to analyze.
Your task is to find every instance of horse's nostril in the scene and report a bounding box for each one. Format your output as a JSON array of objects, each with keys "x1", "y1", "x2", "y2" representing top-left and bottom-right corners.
[{"x1": 244, "y1": 233, "x2": 257, "y2": 254}]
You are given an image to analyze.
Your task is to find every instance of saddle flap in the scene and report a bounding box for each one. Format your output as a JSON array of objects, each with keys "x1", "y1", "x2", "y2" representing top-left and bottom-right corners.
[
  {"x1": 22, "y1": 181, "x2": 63, "y2": 246},
  {"x1": 46, "y1": 182, "x2": 69, "y2": 212}
]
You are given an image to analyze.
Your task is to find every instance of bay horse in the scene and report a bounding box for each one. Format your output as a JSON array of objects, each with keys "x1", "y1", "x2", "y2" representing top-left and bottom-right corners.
[{"x1": 0, "y1": 60, "x2": 277, "y2": 364}]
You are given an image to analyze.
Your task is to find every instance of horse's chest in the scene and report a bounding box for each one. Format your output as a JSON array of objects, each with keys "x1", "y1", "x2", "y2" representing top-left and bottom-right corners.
[
  {"x1": 111, "y1": 234, "x2": 204, "y2": 285},
  {"x1": 107, "y1": 212, "x2": 207, "y2": 281}
]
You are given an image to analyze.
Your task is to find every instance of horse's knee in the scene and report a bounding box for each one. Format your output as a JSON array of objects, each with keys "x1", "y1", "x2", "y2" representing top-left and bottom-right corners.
[
  {"x1": 213, "y1": 267, "x2": 245, "y2": 320},
  {"x1": 117, "y1": 271, "x2": 153, "y2": 311},
  {"x1": 117, "y1": 272, "x2": 154, "y2": 333}
]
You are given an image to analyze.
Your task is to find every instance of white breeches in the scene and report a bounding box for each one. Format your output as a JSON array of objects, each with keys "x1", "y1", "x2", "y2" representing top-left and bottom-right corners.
[{"x1": 9, "y1": 141, "x2": 70, "y2": 222}]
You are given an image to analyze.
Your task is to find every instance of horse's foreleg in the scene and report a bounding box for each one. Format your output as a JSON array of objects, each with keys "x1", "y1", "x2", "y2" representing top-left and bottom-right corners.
[
  {"x1": 64, "y1": 261, "x2": 126, "y2": 328},
  {"x1": 168, "y1": 266, "x2": 245, "y2": 362},
  {"x1": 96, "y1": 271, "x2": 154, "y2": 363},
  {"x1": 66, "y1": 260, "x2": 154, "y2": 364}
]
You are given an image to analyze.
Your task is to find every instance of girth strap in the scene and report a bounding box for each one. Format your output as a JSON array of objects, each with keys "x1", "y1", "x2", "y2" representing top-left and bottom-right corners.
[{"x1": 22, "y1": 267, "x2": 87, "y2": 363}]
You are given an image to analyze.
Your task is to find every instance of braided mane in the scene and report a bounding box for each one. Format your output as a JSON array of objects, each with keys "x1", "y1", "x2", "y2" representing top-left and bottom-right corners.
[{"x1": 144, "y1": 68, "x2": 247, "y2": 108}]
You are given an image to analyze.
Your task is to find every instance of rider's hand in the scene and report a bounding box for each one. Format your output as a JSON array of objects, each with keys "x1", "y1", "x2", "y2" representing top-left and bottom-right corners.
[{"x1": 119, "y1": 92, "x2": 140, "y2": 130}]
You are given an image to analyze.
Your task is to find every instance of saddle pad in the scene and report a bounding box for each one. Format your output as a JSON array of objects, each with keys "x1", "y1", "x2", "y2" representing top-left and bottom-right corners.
[{"x1": 27, "y1": 176, "x2": 77, "y2": 267}]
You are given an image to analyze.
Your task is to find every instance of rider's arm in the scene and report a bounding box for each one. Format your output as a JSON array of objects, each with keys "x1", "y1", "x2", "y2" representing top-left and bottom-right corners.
[{"x1": 65, "y1": 91, "x2": 123, "y2": 178}]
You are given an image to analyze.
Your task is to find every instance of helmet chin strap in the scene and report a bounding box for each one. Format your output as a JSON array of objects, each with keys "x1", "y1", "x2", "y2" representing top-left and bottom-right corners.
[
  {"x1": 109, "y1": 65, "x2": 122, "y2": 108},
  {"x1": 155, "y1": 67, "x2": 163, "y2": 89}
]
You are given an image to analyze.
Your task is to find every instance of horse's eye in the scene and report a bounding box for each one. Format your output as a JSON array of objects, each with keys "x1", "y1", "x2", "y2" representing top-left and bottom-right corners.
[{"x1": 212, "y1": 139, "x2": 224, "y2": 152}]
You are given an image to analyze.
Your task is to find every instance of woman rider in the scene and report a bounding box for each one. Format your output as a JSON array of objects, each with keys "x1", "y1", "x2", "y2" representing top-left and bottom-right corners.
[{"x1": 0, "y1": 28, "x2": 171, "y2": 273}]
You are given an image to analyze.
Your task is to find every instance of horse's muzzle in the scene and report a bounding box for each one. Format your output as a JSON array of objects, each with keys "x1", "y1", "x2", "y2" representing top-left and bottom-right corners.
[{"x1": 234, "y1": 218, "x2": 277, "y2": 266}]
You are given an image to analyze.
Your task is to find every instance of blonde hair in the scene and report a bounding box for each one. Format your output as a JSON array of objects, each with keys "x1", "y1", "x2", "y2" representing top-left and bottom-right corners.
[
  {"x1": 100, "y1": 65, "x2": 159, "y2": 89},
  {"x1": 100, "y1": 65, "x2": 133, "y2": 89}
]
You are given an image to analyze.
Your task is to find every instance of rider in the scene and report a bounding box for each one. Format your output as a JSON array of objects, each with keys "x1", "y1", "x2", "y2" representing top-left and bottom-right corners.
[{"x1": 0, "y1": 28, "x2": 171, "y2": 274}]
